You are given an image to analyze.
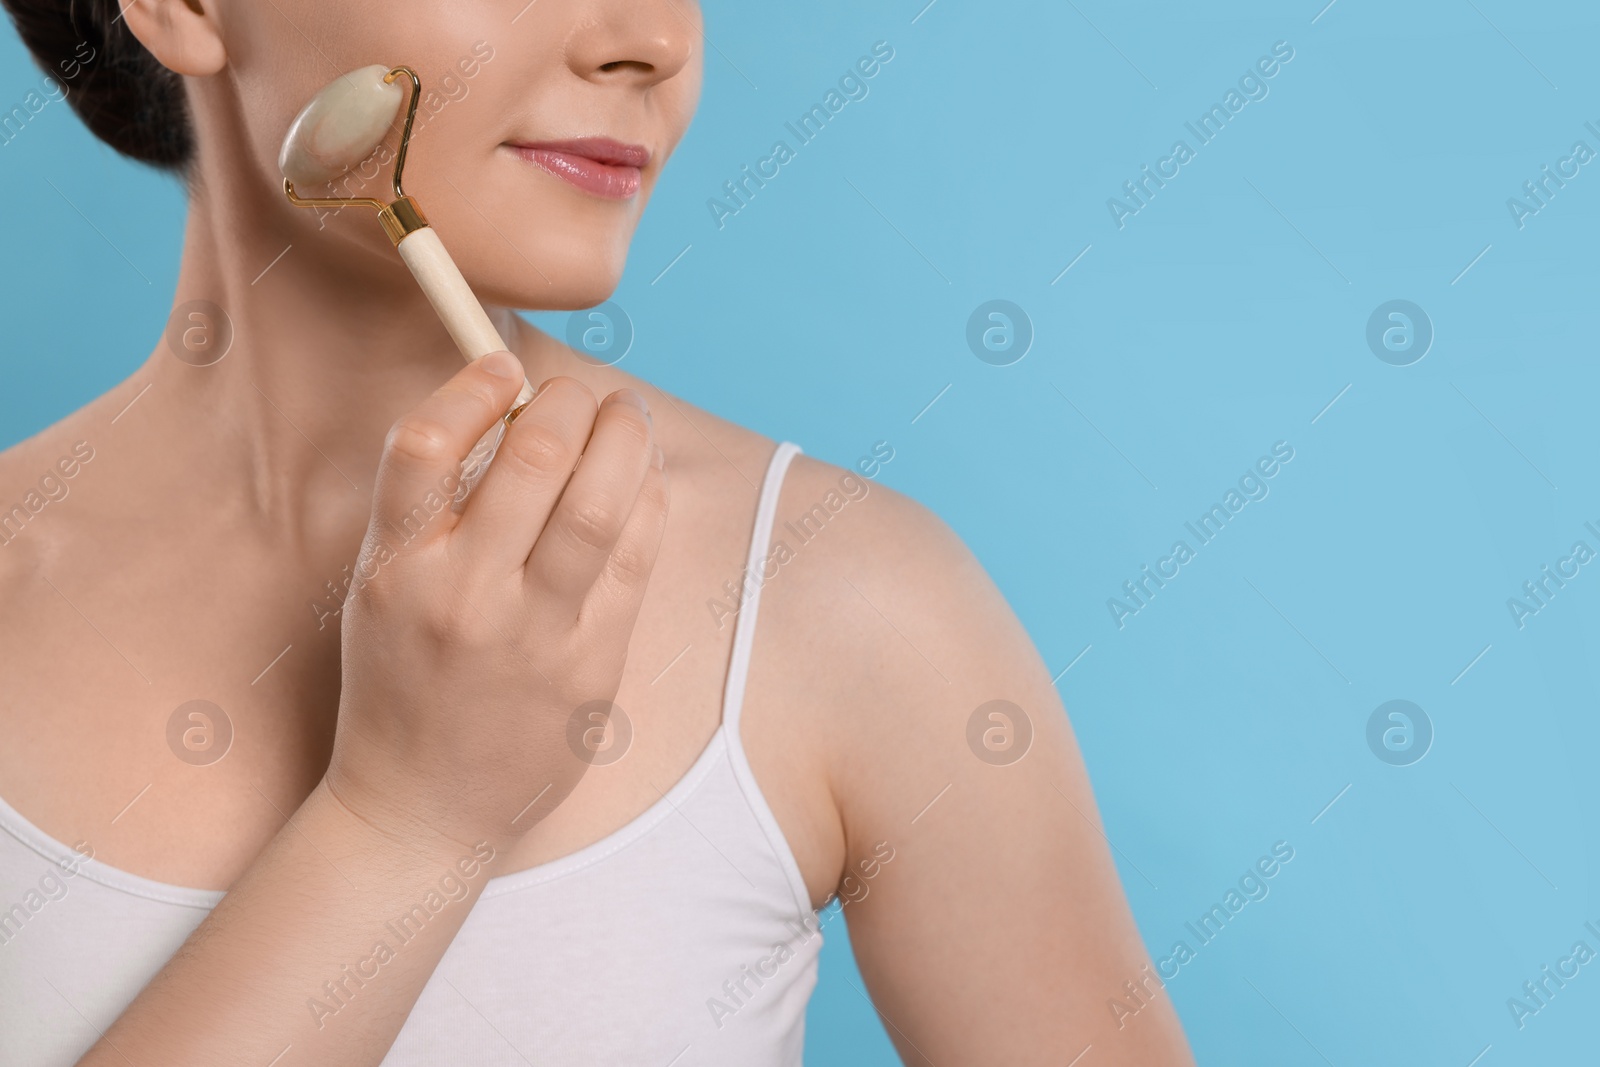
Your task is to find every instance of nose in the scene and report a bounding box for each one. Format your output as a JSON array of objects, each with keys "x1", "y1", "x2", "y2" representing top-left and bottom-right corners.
[{"x1": 564, "y1": 0, "x2": 696, "y2": 88}]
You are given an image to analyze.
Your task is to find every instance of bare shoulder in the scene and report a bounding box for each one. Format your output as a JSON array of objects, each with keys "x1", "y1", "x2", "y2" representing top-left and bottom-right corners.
[
  {"x1": 750, "y1": 443, "x2": 1064, "y2": 836},
  {"x1": 0, "y1": 399, "x2": 116, "y2": 575},
  {"x1": 0, "y1": 406, "x2": 101, "y2": 490},
  {"x1": 0, "y1": 395, "x2": 129, "y2": 770},
  {"x1": 773, "y1": 447, "x2": 1048, "y2": 725},
  {"x1": 751, "y1": 449, "x2": 1197, "y2": 1063},
  {"x1": 625, "y1": 377, "x2": 776, "y2": 492}
]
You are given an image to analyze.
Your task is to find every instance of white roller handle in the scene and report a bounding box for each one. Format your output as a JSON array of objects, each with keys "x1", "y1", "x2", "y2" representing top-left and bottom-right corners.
[
  {"x1": 396, "y1": 226, "x2": 537, "y2": 403},
  {"x1": 395, "y1": 226, "x2": 535, "y2": 500}
]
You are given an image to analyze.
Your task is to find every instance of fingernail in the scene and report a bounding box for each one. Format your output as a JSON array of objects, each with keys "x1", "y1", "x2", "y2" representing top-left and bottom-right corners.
[
  {"x1": 481, "y1": 351, "x2": 522, "y2": 380},
  {"x1": 609, "y1": 388, "x2": 646, "y2": 412},
  {"x1": 651, "y1": 444, "x2": 665, "y2": 469}
]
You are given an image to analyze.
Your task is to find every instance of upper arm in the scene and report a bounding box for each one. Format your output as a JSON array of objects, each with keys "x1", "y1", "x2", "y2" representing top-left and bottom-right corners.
[{"x1": 805, "y1": 478, "x2": 1195, "y2": 1066}]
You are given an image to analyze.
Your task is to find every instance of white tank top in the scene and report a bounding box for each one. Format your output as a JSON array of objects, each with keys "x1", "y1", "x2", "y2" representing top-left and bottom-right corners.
[{"x1": 0, "y1": 441, "x2": 819, "y2": 1066}]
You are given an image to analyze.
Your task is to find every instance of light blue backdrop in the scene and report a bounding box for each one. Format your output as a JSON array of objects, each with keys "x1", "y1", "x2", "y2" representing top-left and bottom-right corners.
[{"x1": 4, "y1": 1, "x2": 1598, "y2": 1064}]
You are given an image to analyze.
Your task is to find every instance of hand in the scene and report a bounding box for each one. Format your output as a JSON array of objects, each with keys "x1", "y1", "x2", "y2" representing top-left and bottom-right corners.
[{"x1": 323, "y1": 351, "x2": 668, "y2": 855}]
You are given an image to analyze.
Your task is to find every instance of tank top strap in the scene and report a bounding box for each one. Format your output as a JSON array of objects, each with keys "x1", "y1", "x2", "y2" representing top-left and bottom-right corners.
[{"x1": 720, "y1": 440, "x2": 802, "y2": 733}]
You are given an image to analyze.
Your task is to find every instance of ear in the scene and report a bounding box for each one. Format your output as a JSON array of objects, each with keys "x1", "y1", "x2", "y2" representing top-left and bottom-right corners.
[{"x1": 118, "y1": 0, "x2": 227, "y2": 78}]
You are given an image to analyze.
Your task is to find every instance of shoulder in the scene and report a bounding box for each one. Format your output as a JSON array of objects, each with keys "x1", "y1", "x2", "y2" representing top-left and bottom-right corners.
[
  {"x1": 774, "y1": 445, "x2": 1033, "y2": 697},
  {"x1": 0, "y1": 363, "x2": 159, "y2": 618},
  {"x1": 0, "y1": 404, "x2": 111, "y2": 573},
  {"x1": 0, "y1": 402, "x2": 124, "y2": 739},
  {"x1": 758, "y1": 444, "x2": 1057, "y2": 821},
  {"x1": 616, "y1": 378, "x2": 1057, "y2": 816},
  {"x1": 623, "y1": 376, "x2": 776, "y2": 496},
  {"x1": 750, "y1": 450, "x2": 1196, "y2": 1061}
]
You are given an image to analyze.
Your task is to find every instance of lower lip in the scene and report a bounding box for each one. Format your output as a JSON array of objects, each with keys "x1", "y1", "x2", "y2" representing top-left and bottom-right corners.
[{"x1": 508, "y1": 146, "x2": 642, "y2": 200}]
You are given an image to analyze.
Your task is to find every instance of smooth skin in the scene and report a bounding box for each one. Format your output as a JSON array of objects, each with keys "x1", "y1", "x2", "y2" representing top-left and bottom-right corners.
[{"x1": 0, "y1": 0, "x2": 1195, "y2": 1064}]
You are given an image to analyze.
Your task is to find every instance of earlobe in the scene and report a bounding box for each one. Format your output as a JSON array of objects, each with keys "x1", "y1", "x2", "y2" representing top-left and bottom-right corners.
[{"x1": 118, "y1": 0, "x2": 227, "y2": 78}]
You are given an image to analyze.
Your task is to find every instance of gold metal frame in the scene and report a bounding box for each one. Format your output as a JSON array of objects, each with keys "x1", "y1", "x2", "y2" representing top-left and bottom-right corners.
[{"x1": 281, "y1": 66, "x2": 430, "y2": 245}]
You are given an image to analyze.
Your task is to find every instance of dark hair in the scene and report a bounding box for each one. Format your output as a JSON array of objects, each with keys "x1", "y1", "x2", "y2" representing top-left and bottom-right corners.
[{"x1": 1, "y1": 0, "x2": 193, "y2": 173}]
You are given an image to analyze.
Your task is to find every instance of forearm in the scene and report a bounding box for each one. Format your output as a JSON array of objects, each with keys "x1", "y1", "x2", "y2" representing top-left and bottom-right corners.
[{"x1": 77, "y1": 780, "x2": 498, "y2": 1067}]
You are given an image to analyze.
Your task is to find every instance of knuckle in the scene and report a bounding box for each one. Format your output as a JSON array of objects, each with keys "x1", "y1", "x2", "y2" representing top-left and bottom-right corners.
[
  {"x1": 604, "y1": 406, "x2": 653, "y2": 450},
  {"x1": 562, "y1": 498, "x2": 624, "y2": 552},
  {"x1": 421, "y1": 612, "x2": 467, "y2": 649},
  {"x1": 419, "y1": 596, "x2": 481, "y2": 648},
  {"x1": 639, "y1": 467, "x2": 671, "y2": 512},
  {"x1": 440, "y1": 369, "x2": 507, "y2": 416},
  {"x1": 503, "y1": 423, "x2": 576, "y2": 477},
  {"x1": 386, "y1": 417, "x2": 455, "y2": 467},
  {"x1": 630, "y1": 469, "x2": 671, "y2": 522},
  {"x1": 606, "y1": 538, "x2": 656, "y2": 586}
]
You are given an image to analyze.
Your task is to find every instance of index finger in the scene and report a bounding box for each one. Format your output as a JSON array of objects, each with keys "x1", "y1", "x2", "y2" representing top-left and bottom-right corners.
[{"x1": 370, "y1": 352, "x2": 527, "y2": 548}]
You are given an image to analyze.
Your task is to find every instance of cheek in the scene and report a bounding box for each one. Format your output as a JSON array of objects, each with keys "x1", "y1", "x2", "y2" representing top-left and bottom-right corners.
[
  {"x1": 405, "y1": 81, "x2": 698, "y2": 310},
  {"x1": 666, "y1": 61, "x2": 705, "y2": 151},
  {"x1": 253, "y1": 5, "x2": 702, "y2": 312},
  {"x1": 251, "y1": 3, "x2": 514, "y2": 179}
]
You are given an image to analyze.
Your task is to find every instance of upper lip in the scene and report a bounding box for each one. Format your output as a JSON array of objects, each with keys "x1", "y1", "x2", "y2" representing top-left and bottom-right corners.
[{"x1": 506, "y1": 137, "x2": 650, "y2": 169}]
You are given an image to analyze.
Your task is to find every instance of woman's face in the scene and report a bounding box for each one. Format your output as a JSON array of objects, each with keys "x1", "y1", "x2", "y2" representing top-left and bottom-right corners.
[{"x1": 216, "y1": 0, "x2": 701, "y2": 310}]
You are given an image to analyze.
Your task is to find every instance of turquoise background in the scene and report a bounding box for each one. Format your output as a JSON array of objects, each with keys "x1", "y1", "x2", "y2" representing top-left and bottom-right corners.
[{"x1": 5, "y1": 1, "x2": 1600, "y2": 1063}]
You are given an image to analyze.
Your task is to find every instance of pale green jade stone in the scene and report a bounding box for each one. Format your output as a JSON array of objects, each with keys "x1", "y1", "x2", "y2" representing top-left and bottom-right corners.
[{"x1": 278, "y1": 63, "x2": 404, "y2": 187}]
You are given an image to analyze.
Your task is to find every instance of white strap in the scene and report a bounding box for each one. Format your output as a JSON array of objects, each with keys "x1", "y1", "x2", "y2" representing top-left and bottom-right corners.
[{"x1": 721, "y1": 441, "x2": 802, "y2": 731}]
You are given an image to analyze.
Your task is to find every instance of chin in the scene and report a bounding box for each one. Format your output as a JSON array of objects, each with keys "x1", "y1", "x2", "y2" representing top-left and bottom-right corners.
[
  {"x1": 457, "y1": 233, "x2": 631, "y2": 313},
  {"x1": 452, "y1": 193, "x2": 640, "y2": 313}
]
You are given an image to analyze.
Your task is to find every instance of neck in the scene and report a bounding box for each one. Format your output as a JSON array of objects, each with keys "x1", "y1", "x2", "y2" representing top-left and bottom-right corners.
[{"x1": 123, "y1": 168, "x2": 580, "y2": 544}]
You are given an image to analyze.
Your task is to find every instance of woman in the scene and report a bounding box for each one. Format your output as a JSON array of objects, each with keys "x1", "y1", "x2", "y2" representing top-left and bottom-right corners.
[{"x1": 0, "y1": 0, "x2": 1195, "y2": 1064}]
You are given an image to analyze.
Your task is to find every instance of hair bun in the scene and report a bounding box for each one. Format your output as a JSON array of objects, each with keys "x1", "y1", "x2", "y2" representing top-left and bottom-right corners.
[{"x1": 2, "y1": 0, "x2": 192, "y2": 172}]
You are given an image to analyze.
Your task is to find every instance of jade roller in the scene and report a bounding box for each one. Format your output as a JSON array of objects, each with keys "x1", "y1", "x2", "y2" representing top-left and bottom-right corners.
[{"x1": 279, "y1": 64, "x2": 534, "y2": 490}]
